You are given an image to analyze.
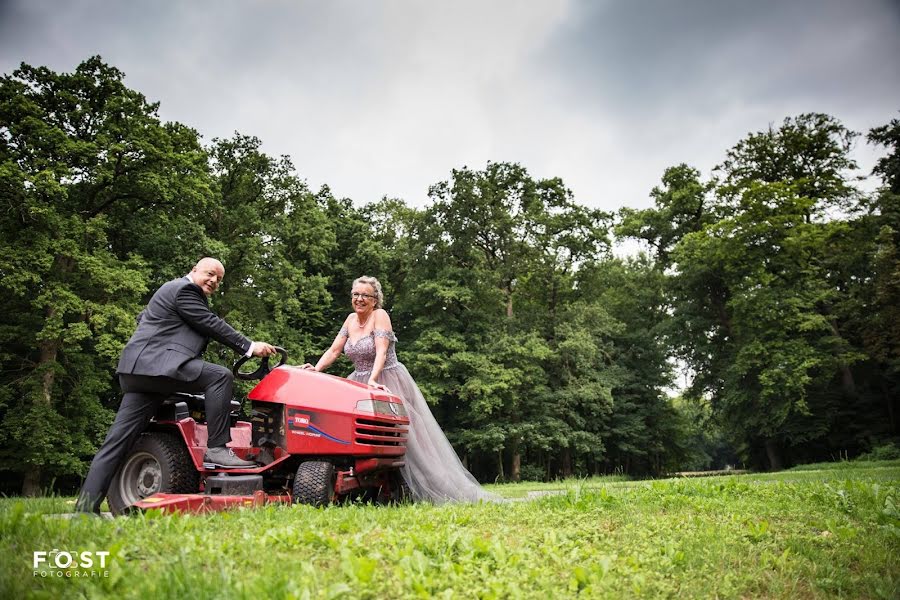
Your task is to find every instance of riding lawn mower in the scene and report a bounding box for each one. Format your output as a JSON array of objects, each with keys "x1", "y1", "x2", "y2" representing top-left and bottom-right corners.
[{"x1": 106, "y1": 349, "x2": 410, "y2": 514}]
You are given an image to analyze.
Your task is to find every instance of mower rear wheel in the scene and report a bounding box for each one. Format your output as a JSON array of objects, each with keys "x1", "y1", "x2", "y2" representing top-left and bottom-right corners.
[
  {"x1": 292, "y1": 461, "x2": 336, "y2": 507},
  {"x1": 107, "y1": 432, "x2": 199, "y2": 514}
]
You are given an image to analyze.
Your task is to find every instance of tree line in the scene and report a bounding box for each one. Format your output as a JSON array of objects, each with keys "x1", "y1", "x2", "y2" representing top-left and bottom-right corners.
[{"x1": 1, "y1": 57, "x2": 897, "y2": 495}]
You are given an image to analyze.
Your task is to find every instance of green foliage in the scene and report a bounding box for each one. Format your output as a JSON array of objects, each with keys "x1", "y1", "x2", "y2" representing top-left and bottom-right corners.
[
  {"x1": 0, "y1": 57, "x2": 211, "y2": 492},
  {"x1": 862, "y1": 117, "x2": 900, "y2": 407},
  {"x1": 2, "y1": 55, "x2": 897, "y2": 492},
  {"x1": 390, "y1": 162, "x2": 672, "y2": 481},
  {"x1": 574, "y1": 257, "x2": 679, "y2": 474},
  {"x1": 619, "y1": 112, "x2": 900, "y2": 471},
  {"x1": 858, "y1": 443, "x2": 900, "y2": 462},
  {"x1": 200, "y1": 134, "x2": 337, "y2": 384},
  {"x1": 617, "y1": 164, "x2": 715, "y2": 264}
]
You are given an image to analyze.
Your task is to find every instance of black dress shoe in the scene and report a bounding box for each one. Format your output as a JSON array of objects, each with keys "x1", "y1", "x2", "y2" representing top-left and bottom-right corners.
[{"x1": 203, "y1": 447, "x2": 256, "y2": 469}]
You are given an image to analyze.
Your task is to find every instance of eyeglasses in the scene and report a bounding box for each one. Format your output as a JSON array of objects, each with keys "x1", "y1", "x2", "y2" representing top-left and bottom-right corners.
[{"x1": 351, "y1": 292, "x2": 376, "y2": 300}]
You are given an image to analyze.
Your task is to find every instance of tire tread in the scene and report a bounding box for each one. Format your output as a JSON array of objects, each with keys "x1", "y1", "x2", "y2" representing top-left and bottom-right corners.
[
  {"x1": 292, "y1": 461, "x2": 335, "y2": 507},
  {"x1": 108, "y1": 432, "x2": 199, "y2": 514}
]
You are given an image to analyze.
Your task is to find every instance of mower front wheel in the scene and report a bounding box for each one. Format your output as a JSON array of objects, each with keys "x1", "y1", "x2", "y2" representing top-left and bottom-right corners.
[
  {"x1": 107, "y1": 432, "x2": 199, "y2": 514},
  {"x1": 388, "y1": 470, "x2": 411, "y2": 504},
  {"x1": 292, "y1": 461, "x2": 336, "y2": 507}
]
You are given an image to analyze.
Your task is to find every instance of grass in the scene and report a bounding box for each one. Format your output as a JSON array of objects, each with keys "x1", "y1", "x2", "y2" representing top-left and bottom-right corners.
[
  {"x1": 2, "y1": 461, "x2": 898, "y2": 599},
  {"x1": 483, "y1": 475, "x2": 632, "y2": 498}
]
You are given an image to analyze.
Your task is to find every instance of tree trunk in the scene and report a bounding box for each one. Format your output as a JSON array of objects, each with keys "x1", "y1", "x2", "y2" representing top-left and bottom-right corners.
[
  {"x1": 511, "y1": 451, "x2": 521, "y2": 482},
  {"x1": 509, "y1": 436, "x2": 521, "y2": 482},
  {"x1": 497, "y1": 450, "x2": 504, "y2": 481},
  {"x1": 503, "y1": 282, "x2": 518, "y2": 480},
  {"x1": 548, "y1": 273, "x2": 558, "y2": 340},
  {"x1": 22, "y1": 469, "x2": 42, "y2": 497},
  {"x1": 828, "y1": 320, "x2": 858, "y2": 397},
  {"x1": 22, "y1": 255, "x2": 75, "y2": 496},
  {"x1": 765, "y1": 438, "x2": 783, "y2": 471},
  {"x1": 38, "y1": 301, "x2": 61, "y2": 401},
  {"x1": 23, "y1": 298, "x2": 63, "y2": 496},
  {"x1": 839, "y1": 364, "x2": 857, "y2": 397},
  {"x1": 561, "y1": 447, "x2": 572, "y2": 478},
  {"x1": 880, "y1": 378, "x2": 897, "y2": 434}
]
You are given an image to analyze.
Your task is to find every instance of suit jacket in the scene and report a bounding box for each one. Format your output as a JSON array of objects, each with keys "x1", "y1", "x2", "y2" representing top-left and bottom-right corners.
[{"x1": 116, "y1": 276, "x2": 251, "y2": 381}]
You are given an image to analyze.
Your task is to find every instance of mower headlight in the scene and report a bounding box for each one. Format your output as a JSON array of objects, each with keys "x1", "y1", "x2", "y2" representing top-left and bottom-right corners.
[
  {"x1": 356, "y1": 399, "x2": 407, "y2": 417},
  {"x1": 380, "y1": 401, "x2": 407, "y2": 417}
]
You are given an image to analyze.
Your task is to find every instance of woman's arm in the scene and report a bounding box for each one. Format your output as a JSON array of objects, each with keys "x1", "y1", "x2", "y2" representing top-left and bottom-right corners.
[{"x1": 367, "y1": 309, "x2": 392, "y2": 386}]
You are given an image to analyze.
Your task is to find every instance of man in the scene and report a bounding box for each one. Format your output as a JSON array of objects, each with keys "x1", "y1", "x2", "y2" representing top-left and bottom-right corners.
[{"x1": 75, "y1": 257, "x2": 276, "y2": 513}]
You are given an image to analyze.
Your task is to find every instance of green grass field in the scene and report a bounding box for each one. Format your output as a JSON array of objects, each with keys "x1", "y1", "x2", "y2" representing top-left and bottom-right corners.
[{"x1": 3, "y1": 461, "x2": 898, "y2": 599}]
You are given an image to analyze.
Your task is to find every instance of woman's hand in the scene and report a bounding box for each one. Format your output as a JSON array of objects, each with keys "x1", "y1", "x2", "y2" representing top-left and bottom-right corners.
[
  {"x1": 300, "y1": 363, "x2": 316, "y2": 370},
  {"x1": 368, "y1": 380, "x2": 390, "y2": 392}
]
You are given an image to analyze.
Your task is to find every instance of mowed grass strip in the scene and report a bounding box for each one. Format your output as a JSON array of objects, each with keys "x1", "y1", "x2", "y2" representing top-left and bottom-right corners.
[{"x1": 2, "y1": 461, "x2": 897, "y2": 599}]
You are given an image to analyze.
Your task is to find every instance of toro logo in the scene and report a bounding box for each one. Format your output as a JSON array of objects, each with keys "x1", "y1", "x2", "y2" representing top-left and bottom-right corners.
[{"x1": 292, "y1": 414, "x2": 310, "y2": 428}]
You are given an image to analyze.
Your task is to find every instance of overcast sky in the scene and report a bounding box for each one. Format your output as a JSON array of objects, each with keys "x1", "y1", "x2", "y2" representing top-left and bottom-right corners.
[{"x1": 1, "y1": 0, "x2": 898, "y2": 213}]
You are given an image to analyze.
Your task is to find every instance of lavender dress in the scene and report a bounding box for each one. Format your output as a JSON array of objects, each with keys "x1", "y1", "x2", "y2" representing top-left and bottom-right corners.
[{"x1": 340, "y1": 326, "x2": 499, "y2": 503}]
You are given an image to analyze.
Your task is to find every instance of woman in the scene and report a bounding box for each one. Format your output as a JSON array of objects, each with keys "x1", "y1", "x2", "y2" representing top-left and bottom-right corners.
[{"x1": 302, "y1": 276, "x2": 499, "y2": 503}]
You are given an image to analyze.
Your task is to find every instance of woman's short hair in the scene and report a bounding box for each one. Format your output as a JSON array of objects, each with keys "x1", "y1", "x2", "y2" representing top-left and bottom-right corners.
[{"x1": 353, "y1": 276, "x2": 384, "y2": 309}]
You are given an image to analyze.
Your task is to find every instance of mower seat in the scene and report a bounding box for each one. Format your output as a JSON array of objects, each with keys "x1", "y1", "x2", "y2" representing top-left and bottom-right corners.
[{"x1": 156, "y1": 392, "x2": 242, "y2": 422}]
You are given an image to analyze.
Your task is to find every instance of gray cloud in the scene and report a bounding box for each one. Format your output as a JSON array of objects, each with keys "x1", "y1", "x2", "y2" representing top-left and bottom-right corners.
[
  {"x1": 541, "y1": 0, "x2": 899, "y2": 111},
  {"x1": 1, "y1": 0, "x2": 897, "y2": 212}
]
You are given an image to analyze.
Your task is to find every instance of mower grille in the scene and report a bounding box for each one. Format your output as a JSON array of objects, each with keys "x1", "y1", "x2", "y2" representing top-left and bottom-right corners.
[{"x1": 354, "y1": 418, "x2": 408, "y2": 447}]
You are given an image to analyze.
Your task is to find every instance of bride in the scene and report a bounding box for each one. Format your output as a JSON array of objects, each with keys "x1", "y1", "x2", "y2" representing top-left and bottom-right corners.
[{"x1": 302, "y1": 276, "x2": 498, "y2": 503}]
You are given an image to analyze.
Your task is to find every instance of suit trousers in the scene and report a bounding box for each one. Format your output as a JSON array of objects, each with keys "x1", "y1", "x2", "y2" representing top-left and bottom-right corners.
[{"x1": 75, "y1": 361, "x2": 234, "y2": 513}]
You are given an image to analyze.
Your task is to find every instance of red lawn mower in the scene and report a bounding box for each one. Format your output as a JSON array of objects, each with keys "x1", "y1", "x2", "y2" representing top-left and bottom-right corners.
[{"x1": 106, "y1": 349, "x2": 410, "y2": 514}]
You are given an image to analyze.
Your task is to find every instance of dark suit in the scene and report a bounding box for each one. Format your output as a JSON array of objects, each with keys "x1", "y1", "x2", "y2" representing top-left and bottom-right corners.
[{"x1": 76, "y1": 276, "x2": 251, "y2": 512}]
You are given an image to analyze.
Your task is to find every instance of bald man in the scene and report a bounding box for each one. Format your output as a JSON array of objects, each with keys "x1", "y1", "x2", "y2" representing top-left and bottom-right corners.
[{"x1": 75, "y1": 258, "x2": 276, "y2": 514}]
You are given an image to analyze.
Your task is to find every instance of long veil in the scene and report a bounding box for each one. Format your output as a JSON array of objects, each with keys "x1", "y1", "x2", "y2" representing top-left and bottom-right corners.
[{"x1": 350, "y1": 362, "x2": 501, "y2": 503}]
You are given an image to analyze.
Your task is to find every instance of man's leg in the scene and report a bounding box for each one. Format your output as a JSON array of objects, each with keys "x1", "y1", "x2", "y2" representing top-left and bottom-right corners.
[
  {"x1": 176, "y1": 361, "x2": 255, "y2": 468},
  {"x1": 75, "y1": 377, "x2": 167, "y2": 513},
  {"x1": 177, "y1": 361, "x2": 234, "y2": 447}
]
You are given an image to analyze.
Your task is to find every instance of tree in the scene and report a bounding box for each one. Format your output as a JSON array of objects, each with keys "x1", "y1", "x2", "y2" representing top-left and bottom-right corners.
[
  {"x1": 402, "y1": 163, "x2": 535, "y2": 480},
  {"x1": 618, "y1": 164, "x2": 715, "y2": 265},
  {"x1": 666, "y1": 115, "x2": 870, "y2": 468},
  {"x1": 860, "y1": 116, "x2": 900, "y2": 434},
  {"x1": 615, "y1": 114, "x2": 900, "y2": 469},
  {"x1": 0, "y1": 57, "x2": 212, "y2": 494},
  {"x1": 573, "y1": 256, "x2": 681, "y2": 476},
  {"x1": 400, "y1": 162, "x2": 613, "y2": 481},
  {"x1": 201, "y1": 134, "x2": 336, "y2": 376}
]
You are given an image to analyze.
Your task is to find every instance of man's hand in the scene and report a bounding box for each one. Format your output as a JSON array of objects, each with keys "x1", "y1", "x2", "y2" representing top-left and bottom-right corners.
[{"x1": 251, "y1": 342, "x2": 277, "y2": 357}]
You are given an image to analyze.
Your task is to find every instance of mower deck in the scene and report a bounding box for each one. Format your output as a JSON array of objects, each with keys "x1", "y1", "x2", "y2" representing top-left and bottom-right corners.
[{"x1": 132, "y1": 491, "x2": 292, "y2": 514}]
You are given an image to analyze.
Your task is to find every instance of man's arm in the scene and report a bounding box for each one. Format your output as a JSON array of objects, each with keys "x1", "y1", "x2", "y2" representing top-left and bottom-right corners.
[{"x1": 174, "y1": 283, "x2": 251, "y2": 354}]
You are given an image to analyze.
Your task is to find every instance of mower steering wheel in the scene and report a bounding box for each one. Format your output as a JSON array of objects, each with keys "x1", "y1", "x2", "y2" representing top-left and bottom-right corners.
[{"x1": 233, "y1": 347, "x2": 288, "y2": 380}]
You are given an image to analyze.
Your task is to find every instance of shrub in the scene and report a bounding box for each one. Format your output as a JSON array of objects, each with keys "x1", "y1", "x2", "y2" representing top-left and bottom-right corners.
[
  {"x1": 517, "y1": 464, "x2": 546, "y2": 482},
  {"x1": 857, "y1": 442, "x2": 900, "y2": 462}
]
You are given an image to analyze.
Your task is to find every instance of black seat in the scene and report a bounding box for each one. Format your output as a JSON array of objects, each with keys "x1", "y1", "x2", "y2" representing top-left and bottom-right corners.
[{"x1": 156, "y1": 393, "x2": 242, "y2": 422}]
